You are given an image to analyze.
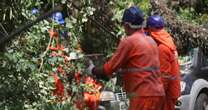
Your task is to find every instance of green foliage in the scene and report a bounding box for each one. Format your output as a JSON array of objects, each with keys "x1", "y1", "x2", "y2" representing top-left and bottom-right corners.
[
  {"x1": 177, "y1": 8, "x2": 198, "y2": 24},
  {"x1": 112, "y1": 0, "x2": 150, "y2": 21},
  {"x1": 0, "y1": 0, "x2": 43, "y2": 33},
  {"x1": 0, "y1": 0, "x2": 97, "y2": 109},
  {"x1": 177, "y1": 7, "x2": 208, "y2": 26},
  {"x1": 0, "y1": 15, "x2": 61, "y2": 108},
  {"x1": 198, "y1": 14, "x2": 208, "y2": 25}
]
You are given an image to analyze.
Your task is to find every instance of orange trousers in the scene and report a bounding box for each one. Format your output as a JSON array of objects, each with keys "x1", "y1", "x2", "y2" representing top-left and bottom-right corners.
[
  {"x1": 162, "y1": 78, "x2": 179, "y2": 110},
  {"x1": 129, "y1": 96, "x2": 164, "y2": 110},
  {"x1": 163, "y1": 98, "x2": 177, "y2": 110}
]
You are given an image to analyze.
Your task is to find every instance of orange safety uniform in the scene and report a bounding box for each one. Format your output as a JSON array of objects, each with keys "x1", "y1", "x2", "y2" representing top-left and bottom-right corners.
[
  {"x1": 103, "y1": 30, "x2": 165, "y2": 110},
  {"x1": 150, "y1": 29, "x2": 181, "y2": 110}
]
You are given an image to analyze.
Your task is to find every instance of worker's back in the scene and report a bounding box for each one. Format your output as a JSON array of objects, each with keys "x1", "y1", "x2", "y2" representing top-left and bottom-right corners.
[{"x1": 121, "y1": 31, "x2": 164, "y2": 96}]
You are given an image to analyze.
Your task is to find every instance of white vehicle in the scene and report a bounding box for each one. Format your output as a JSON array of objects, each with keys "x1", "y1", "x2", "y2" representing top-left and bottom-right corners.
[{"x1": 175, "y1": 48, "x2": 208, "y2": 110}]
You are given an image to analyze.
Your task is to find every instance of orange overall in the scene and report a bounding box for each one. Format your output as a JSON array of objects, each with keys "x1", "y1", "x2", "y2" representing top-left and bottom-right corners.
[
  {"x1": 103, "y1": 30, "x2": 165, "y2": 110},
  {"x1": 150, "y1": 29, "x2": 181, "y2": 110}
]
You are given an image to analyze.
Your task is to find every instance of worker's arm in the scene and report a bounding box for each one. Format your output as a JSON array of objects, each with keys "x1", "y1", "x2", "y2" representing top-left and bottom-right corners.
[
  {"x1": 158, "y1": 44, "x2": 173, "y2": 90},
  {"x1": 159, "y1": 45, "x2": 172, "y2": 74},
  {"x1": 92, "y1": 39, "x2": 130, "y2": 80}
]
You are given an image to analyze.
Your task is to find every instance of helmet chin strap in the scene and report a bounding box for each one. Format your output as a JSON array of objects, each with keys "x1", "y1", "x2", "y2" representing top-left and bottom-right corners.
[{"x1": 124, "y1": 22, "x2": 143, "y2": 29}]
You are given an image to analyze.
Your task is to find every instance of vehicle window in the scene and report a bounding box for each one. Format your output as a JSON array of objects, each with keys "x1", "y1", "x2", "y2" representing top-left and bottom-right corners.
[{"x1": 179, "y1": 50, "x2": 194, "y2": 70}]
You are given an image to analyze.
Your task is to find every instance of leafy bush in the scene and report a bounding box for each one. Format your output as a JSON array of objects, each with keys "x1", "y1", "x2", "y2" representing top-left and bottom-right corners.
[{"x1": 0, "y1": 0, "x2": 96, "y2": 109}]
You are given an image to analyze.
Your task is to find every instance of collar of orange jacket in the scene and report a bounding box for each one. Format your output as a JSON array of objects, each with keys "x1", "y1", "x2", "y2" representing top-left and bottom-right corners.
[{"x1": 150, "y1": 29, "x2": 176, "y2": 51}]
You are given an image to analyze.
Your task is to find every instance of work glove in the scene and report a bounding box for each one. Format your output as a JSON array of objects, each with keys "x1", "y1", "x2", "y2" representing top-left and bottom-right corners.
[
  {"x1": 85, "y1": 59, "x2": 95, "y2": 75},
  {"x1": 85, "y1": 59, "x2": 110, "y2": 81}
]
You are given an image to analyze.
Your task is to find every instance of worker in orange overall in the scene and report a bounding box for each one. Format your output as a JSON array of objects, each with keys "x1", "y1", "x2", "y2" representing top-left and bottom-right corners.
[
  {"x1": 146, "y1": 15, "x2": 181, "y2": 110},
  {"x1": 86, "y1": 6, "x2": 165, "y2": 110}
]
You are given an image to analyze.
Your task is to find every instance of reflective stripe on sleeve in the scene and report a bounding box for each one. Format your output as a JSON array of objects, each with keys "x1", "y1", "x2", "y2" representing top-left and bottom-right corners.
[{"x1": 117, "y1": 66, "x2": 159, "y2": 73}]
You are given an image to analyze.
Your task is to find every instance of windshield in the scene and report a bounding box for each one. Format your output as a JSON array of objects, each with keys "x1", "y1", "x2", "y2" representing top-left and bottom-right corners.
[{"x1": 178, "y1": 49, "x2": 194, "y2": 71}]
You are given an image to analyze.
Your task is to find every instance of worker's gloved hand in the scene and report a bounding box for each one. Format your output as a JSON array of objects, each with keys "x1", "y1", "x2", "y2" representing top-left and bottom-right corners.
[
  {"x1": 86, "y1": 59, "x2": 95, "y2": 75},
  {"x1": 85, "y1": 58, "x2": 110, "y2": 81}
]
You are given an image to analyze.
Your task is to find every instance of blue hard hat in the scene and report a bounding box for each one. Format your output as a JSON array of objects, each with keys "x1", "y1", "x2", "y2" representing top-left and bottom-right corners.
[
  {"x1": 146, "y1": 15, "x2": 165, "y2": 28},
  {"x1": 52, "y1": 12, "x2": 65, "y2": 25},
  {"x1": 32, "y1": 8, "x2": 39, "y2": 15},
  {"x1": 122, "y1": 6, "x2": 144, "y2": 26}
]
